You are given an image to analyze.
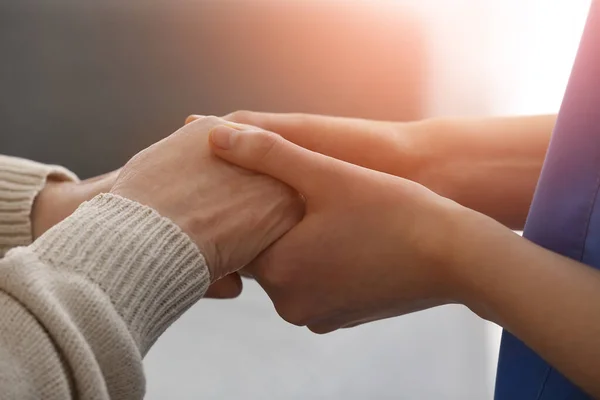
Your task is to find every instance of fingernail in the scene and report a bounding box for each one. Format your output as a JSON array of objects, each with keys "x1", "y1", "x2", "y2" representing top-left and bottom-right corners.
[
  {"x1": 185, "y1": 114, "x2": 204, "y2": 124},
  {"x1": 210, "y1": 125, "x2": 238, "y2": 150}
]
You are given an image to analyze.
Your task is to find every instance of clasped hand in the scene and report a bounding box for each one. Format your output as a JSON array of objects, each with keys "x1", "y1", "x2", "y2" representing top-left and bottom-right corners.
[
  {"x1": 202, "y1": 117, "x2": 478, "y2": 334},
  {"x1": 36, "y1": 115, "x2": 484, "y2": 334}
]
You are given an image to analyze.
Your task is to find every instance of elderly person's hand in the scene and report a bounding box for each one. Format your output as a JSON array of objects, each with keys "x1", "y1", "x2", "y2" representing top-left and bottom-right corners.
[
  {"x1": 30, "y1": 116, "x2": 303, "y2": 296},
  {"x1": 110, "y1": 116, "x2": 303, "y2": 285},
  {"x1": 0, "y1": 116, "x2": 305, "y2": 400}
]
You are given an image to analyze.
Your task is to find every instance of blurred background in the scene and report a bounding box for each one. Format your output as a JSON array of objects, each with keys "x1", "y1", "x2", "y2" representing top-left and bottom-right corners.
[{"x1": 0, "y1": 0, "x2": 591, "y2": 398}]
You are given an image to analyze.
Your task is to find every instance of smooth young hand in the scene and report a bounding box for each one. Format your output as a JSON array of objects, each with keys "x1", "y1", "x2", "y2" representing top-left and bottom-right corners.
[
  {"x1": 207, "y1": 124, "x2": 477, "y2": 333},
  {"x1": 196, "y1": 111, "x2": 554, "y2": 230}
]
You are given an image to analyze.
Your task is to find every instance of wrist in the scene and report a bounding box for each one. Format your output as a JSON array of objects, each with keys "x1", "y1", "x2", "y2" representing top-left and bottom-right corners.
[
  {"x1": 31, "y1": 179, "x2": 77, "y2": 239},
  {"x1": 399, "y1": 116, "x2": 544, "y2": 229},
  {"x1": 394, "y1": 119, "x2": 453, "y2": 197},
  {"x1": 32, "y1": 170, "x2": 119, "y2": 239},
  {"x1": 0, "y1": 156, "x2": 79, "y2": 255},
  {"x1": 439, "y1": 204, "x2": 521, "y2": 322},
  {"x1": 31, "y1": 194, "x2": 210, "y2": 355}
]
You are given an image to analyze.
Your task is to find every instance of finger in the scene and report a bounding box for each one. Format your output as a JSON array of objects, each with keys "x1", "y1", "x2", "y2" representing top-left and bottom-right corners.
[
  {"x1": 182, "y1": 115, "x2": 252, "y2": 138},
  {"x1": 204, "y1": 273, "x2": 243, "y2": 299},
  {"x1": 308, "y1": 323, "x2": 339, "y2": 335},
  {"x1": 187, "y1": 114, "x2": 256, "y2": 131},
  {"x1": 224, "y1": 112, "x2": 341, "y2": 154},
  {"x1": 181, "y1": 115, "x2": 228, "y2": 132},
  {"x1": 224, "y1": 112, "x2": 400, "y2": 173},
  {"x1": 225, "y1": 112, "x2": 340, "y2": 148},
  {"x1": 309, "y1": 312, "x2": 370, "y2": 334},
  {"x1": 185, "y1": 114, "x2": 203, "y2": 125},
  {"x1": 208, "y1": 125, "x2": 340, "y2": 197}
]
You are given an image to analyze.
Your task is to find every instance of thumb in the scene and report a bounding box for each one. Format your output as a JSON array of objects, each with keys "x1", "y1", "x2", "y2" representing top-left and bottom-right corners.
[{"x1": 209, "y1": 125, "x2": 334, "y2": 196}]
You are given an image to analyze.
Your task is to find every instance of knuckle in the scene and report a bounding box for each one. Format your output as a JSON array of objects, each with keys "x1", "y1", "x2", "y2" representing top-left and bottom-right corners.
[
  {"x1": 254, "y1": 268, "x2": 312, "y2": 327},
  {"x1": 185, "y1": 115, "x2": 222, "y2": 130},
  {"x1": 252, "y1": 257, "x2": 295, "y2": 291},
  {"x1": 274, "y1": 299, "x2": 311, "y2": 327},
  {"x1": 227, "y1": 110, "x2": 254, "y2": 124},
  {"x1": 251, "y1": 131, "x2": 283, "y2": 166},
  {"x1": 199, "y1": 115, "x2": 223, "y2": 127},
  {"x1": 256, "y1": 261, "x2": 292, "y2": 290},
  {"x1": 308, "y1": 324, "x2": 334, "y2": 335}
]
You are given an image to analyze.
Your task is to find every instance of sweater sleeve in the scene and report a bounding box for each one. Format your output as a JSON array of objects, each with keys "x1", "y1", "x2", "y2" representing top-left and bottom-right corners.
[
  {"x1": 0, "y1": 155, "x2": 79, "y2": 257},
  {"x1": 0, "y1": 194, "x2": 210, "y2": 399}
]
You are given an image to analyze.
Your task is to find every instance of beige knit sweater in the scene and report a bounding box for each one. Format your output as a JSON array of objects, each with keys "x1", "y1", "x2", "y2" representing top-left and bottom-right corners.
[{"x1": 0, "y1": 155, "x2": 210, "y2": 399}]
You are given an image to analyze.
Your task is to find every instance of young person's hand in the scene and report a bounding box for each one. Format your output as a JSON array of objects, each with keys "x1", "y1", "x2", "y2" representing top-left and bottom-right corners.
[
  {"x1": 111, "y1": 116, "x2": 304, "y2": 284},
  {"x1": 208, "y1": 124, "x2": 479, "y2": 333},
  {"x1": 190, "y1": 112, "x2": 418, "y2": 179},
  {"x1": 207, "y1": 122, "x2": 600, "y2": 399},
  {"x1": 191, "y1": 112, "x2": 554, "y2": 229}
]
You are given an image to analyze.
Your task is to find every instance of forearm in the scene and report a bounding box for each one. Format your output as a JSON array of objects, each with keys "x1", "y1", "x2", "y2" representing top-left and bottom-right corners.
[
  {"x1": 408, "y1": 115, "x2": 556, "y2": 229},
  {"x1": 0, "y1": 195, "x2": 209, "y2": 399},
  {"x1": 223, "y1": 111, "x2": 554, "y2": 228},
  {"x1": 452, "y1": 211, "x2": 600, "y2": 397}
]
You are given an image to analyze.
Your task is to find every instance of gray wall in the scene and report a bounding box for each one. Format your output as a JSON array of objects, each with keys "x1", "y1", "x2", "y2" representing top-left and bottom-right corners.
[{"x1": 0, "y1": 0, "x2": 426, "y2": 177}]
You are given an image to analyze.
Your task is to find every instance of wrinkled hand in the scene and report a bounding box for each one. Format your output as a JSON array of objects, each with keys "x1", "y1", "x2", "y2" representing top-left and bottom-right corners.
[
  {"x1": 208, "y1": 124, "x2": 470, "y2": 333},
  {"x1": 33, "y1": 171, "x2": 244, "y2": 298},
  {"x1": 111, "y1": 116, "x2": 304, "y2": 286},
  {"x1": 33, "y1": 171, "x2": 245, "y2": 298},
  {"x1": 29, "y1": 116, "x2": 301, "y2": 297}
]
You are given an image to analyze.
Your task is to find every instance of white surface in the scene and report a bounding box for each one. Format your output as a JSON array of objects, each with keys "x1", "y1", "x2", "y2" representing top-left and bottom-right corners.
[{"x1": 145, "y1": 281, "x2": 492, "y2": 400}]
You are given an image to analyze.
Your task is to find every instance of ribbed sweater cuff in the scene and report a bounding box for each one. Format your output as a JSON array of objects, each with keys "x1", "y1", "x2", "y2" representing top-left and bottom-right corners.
[
  {"x1": 0, "y1": 155, "x2": 79, "y2": 256},
  {"x1": 30, "y1": 194, "x2": 210, "y2": 355}
]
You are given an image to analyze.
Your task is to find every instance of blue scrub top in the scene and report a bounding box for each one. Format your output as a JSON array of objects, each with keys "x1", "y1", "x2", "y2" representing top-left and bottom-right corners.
[{"x1": 495, "y1": 2, "x2": 600, "y2": 399}]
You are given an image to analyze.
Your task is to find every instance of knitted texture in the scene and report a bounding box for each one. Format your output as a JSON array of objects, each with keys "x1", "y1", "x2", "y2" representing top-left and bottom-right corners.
[
  {"x1": 0, "y1": 194, "x2": 210, "y2": 399},
  {"x1": 0, "y1": 155, "x2": 78, "y2": 257}
]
